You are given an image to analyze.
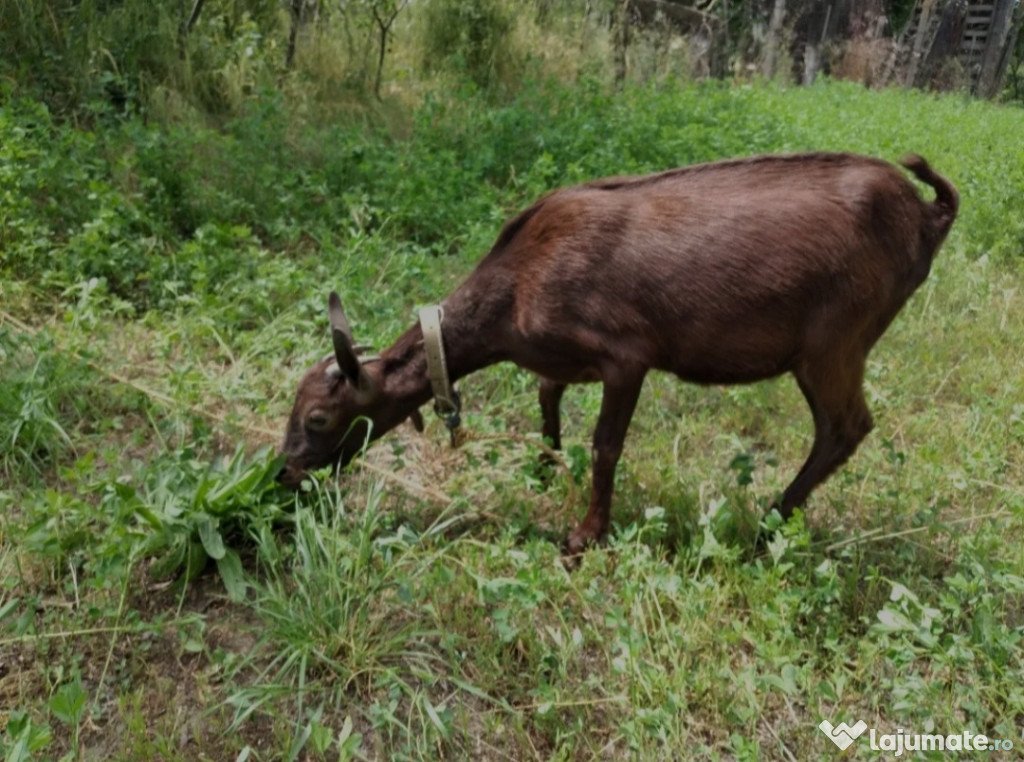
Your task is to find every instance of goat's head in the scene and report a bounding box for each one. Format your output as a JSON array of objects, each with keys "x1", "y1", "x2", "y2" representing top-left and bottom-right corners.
[{"x1": 277, "y1": 292, "x2": 422, "y2": 488}]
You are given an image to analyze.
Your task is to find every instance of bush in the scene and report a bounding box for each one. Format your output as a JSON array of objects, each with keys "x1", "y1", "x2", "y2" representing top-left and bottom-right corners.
[
  {"x1": 0, "y1": 0, "x2": 284, "y2": 118},
  {"x1": 0, "y1": 329, "x2": 101, "y2": 482},
  {"x1": 1, "y1": 79, "x2": 795, "y2": 309},
  {"x1": 419, "y1": 0, "x2": 518, "y2": 91}
]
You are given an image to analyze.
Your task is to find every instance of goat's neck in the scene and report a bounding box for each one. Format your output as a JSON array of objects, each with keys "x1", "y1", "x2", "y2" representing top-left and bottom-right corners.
[{"x1": 378, "y1": 291, "x2": 509, "y2": 422}]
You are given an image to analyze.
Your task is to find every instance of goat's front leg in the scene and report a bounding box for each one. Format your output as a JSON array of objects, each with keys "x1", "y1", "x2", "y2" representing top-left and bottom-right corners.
[
  {"x1": 564, "y1": 368, "x2": 645, "y2": 556},
  {"x1": 537, "y1": 378, "x2": 567, "y2": 484}
]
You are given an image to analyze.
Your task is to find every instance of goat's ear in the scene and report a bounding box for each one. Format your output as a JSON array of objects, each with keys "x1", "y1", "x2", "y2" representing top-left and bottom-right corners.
[
  {"x1": 408, "y1": 409, "x2": 425, "y2": 433},
  {"x1": 328, "y1": 292, "x2": 360, "y2": 380},
  {"x1": 327, "y1": 292, "x2": 379, "y2": 400}
]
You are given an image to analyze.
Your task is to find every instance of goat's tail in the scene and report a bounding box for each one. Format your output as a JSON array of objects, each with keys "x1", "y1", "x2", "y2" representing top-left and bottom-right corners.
[{"x1": 901, "y1": 154, "x2": 959, "y2": 242}]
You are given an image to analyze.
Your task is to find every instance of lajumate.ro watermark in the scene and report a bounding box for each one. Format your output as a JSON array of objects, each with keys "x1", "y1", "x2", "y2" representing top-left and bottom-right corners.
[{"x1": 819, "y1": 718, "x2": 1018, "y2": 756}]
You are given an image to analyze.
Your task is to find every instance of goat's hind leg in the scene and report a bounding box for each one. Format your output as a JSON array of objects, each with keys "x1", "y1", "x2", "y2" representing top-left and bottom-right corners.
[{"x1": 774, "y1": 354, "x2": 874, "y2": 521}]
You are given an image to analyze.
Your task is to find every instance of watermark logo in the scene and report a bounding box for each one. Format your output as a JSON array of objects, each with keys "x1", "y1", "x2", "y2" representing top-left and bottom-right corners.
[
  {"x1": 818, "y1": 717, "x2": 1016, "y2": 756},
  {"x1": 819, "y1": 719, "x2": 868, "y2": 751}
]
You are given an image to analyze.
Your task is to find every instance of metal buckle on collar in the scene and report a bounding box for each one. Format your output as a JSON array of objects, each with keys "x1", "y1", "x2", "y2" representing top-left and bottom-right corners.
[{"x1": 436, "y1": 390, "x2": 462, "y2": 447}]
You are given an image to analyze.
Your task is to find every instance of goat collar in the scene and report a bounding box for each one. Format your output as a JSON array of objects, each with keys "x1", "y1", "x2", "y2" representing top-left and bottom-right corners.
[{"x1": 419, "y1": 305, "x2": 462, "y2": 442}]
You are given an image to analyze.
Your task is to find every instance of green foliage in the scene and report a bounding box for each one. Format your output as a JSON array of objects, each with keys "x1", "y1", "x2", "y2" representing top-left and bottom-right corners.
[
  {"x1": 0, "y1": 0, "x2": 284, "y2": 117},
  {"x1": 0, "y1": 711, "x2": 53, "y2": 762},
  {"x1": 2, "y1": 79, "x2": 792, "y2": 310},
  {"x1": 0, "y1": 98, "x2": 164, "y2": 304},
  {"x1": 2, "y1": 78, "x2": 1024, "y2": 760},
  {"x1": 49, "y1": 676, "x2": 87, "y2": 755},
  {"x1": 743, "y1": 80, "x2": 1024, "y2": 262},
  {"x1": 9, "y1": 444, "x2": 286, "y2": 617},
  {"x1": 15, "y1": 76, "x2": 1022, "y2": 319},
  {"x1": 234, "y1": 495, "x2": 442, "y2": 715},
  {"x1": 419, "y1": 0, "x2": 517, "y2": 91},
  {"x1": 125, "y1": 445, "x2": 287, "y2": 591},
  {"x1": 0, "y1": 329, "x2": 99, "y2": 482}
]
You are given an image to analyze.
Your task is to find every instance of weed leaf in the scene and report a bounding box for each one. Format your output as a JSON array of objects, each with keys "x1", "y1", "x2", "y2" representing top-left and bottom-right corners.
[
  {"x1": 217, "y1": 548, "x2": 247, "y2": 601},
  {"x1": 0, "y1": 597, "x2": 20, "y2": 624},
  {"x1": 48, "y1": 680, "x2": 87, "y2": 727},
  {"x1": 197, "y1": 515, "x2": 226, "y2": 560}
]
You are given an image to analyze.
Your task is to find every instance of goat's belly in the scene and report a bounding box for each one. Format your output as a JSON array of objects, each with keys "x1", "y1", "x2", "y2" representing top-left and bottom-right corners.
[
  {"x1": 658, "y1": 336, "x2": 798, "y2": 385},
  {"x1": 514, "y1": 355, "x2": 603, "y2": 384},
  {"x1": 665, "y1": 360, "x2": 791, "y2": 386}
]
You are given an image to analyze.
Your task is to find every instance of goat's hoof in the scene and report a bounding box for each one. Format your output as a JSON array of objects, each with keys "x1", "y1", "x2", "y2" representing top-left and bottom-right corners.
[
  {"x1": 560, "y1": 552, "x2": 582, "y2": 572},
  {"x1": 561, "y1": 526, "x2": 602, "y2": 569},
  {"x1": 562, "y1": 529, "x2": 593, "y2": 556}
]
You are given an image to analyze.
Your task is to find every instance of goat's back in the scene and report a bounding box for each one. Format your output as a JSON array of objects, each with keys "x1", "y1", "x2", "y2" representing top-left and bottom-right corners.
[{"x1": 470, "y1": 153, "x2": 956, "y2": 384}]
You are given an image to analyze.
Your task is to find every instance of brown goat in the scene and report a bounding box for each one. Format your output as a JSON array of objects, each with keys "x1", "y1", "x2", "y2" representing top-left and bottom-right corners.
[{"x1": 278, "y1": 152, "x2": 958, "y2": 554}]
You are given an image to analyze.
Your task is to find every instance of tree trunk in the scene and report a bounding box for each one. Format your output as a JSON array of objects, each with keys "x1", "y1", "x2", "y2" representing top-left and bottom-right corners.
[
  {"x1": 802, "y1": 41, "x2": 820, "y2": 83},
  {"x1": 920, "y1": 0, "x2": 968, "y2": 88},
  {"x1": 977, "y1": 0, "x2": 1023, "y2": 97},
  {"x1": 185, "y1": 0, "x2": 205, "y2": 34},
  {"x1": 578, "y1": 0, "x2": 594, "y2": 78},
  {"x1": 998, "y1": 2, "x2": 1024, "y2": 94},
  {"x1": 613, "y1": 0, "x2": 631, "y2": 89},
  {"x1": 905, "y1": 0, "x2": 936, "y2": 87},
  {"x1": 373, "y1": 8, "x2": 391, "y2": 100},
  {"x1": 801, "y1": 1, "x2": 834, "y2": 85},
  {"x1": 285, "y1": 0, "x2": 303, "y2": 69},
  {"x1": 178, "y1": 0, "x2": 205, "y2": 57},
  {"x1": 710, "y1": 0, "x2": 730, "y2": 78},
  {"x1": 763, "y1": 0, "x2": 787, "y2": 78}
]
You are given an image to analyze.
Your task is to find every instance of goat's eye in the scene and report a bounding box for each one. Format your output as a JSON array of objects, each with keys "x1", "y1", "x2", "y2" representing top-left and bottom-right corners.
[{"x1": 306, "y1": 412, "x2": 331, "y2": 432}]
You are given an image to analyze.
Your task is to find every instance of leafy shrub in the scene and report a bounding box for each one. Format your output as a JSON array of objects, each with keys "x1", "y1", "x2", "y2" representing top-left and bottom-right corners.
[
  {"x1": 316, "y1": 79, "x2": 788, "y2": 248},
  {"x1": 128, "y1": 446, "x2": 286, "y2": 596},
  {"x1": 15, "y1": 445, "x2": 287, "y2": 598},
  {"x1": 7, "y1": 77, "x2": 1021, "y2": 326},
  {"x1": 0, "y1": 98, "x2": 167, "y2": 301},
  {"x1": 419, "y1": 0, "x2": 518, "y2": 91},
  {"x1": 0, "y1": 0, "x2": 283, "y2": 118},
  {"x1": 0, "y1": 99, "x2": 106, "y2": 261},
  {"x1": 0, "y1": 329, "x2": 93, "y2": 481}
]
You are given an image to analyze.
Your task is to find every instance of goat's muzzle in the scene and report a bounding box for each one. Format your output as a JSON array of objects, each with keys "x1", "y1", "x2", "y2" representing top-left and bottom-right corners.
[{"x1": 275, "y1": 459, "x2": 307, "y2": 490}]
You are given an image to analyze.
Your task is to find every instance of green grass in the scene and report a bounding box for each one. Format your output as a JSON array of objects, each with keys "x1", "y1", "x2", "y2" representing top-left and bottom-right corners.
[{"x1": 2, "y1": 79, "x2": 1024, "y2": 760}]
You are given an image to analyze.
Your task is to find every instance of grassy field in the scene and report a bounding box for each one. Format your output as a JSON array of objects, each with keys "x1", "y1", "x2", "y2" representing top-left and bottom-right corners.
[{"x1": 2, "y1": 79, "x2": 1024, "y2": 761}]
